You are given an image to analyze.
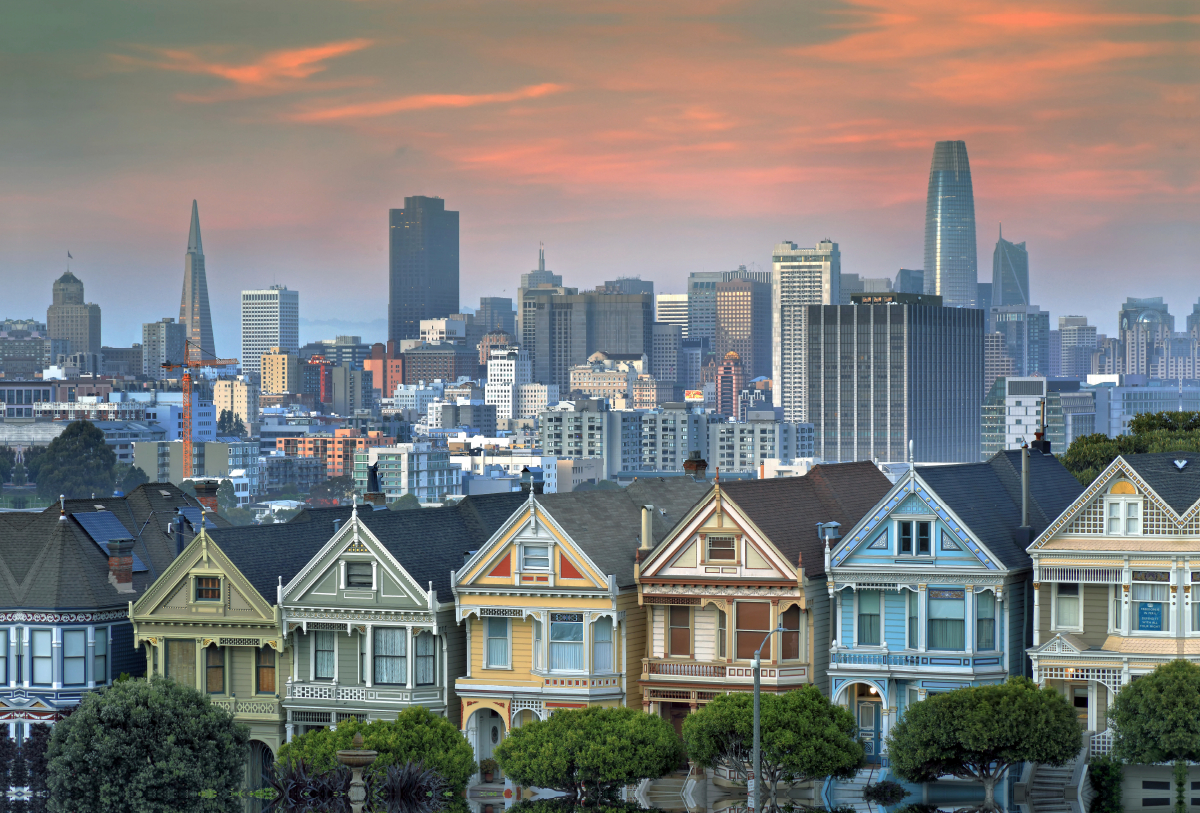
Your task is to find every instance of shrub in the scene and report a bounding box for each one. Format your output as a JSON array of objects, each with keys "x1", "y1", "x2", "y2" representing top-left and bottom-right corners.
[
  {"x1": 1088, "y1": 754, "x2": 1123, "y2": 813},
  {"x1": 863, "y1": 779, "x2": 909, "y2": 805}
]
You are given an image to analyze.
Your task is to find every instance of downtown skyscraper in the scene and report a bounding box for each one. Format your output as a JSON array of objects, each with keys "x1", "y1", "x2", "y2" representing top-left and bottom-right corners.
[
  {"x1": 923, "y1": 141, "x2": 978, "y2": 308},
  {"x1": 240, "y1": 285, "x2": 299, "y2": 378},
  {"x1": 990, "y1": 227, "x2": 1030, "y2": 312},
  {"x1": 771, "y1": 239, "x2": 840, "y2": 421},
  {"x1": 179, "y1": 200, "x2": 216, "y2": 362},
  {"x1": 388, "y1": 196, "x2": 459, "y2": 342}
]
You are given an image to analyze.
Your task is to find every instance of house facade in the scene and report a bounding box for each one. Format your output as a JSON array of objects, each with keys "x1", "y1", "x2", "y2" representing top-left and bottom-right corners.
[
  {"x1": 635, "y1": 463, "x2": 893, "y2": 738},
  {"x1": 1027, "y1": 452, "x2": 1200, "y2": 753},
  {"x1": 0, "y1": 484, "x2": 214, "y2": 741},
  {"x1": 453, "y1": 479, "x2": 708, "y2": 771},
  {"x1": 827, "y1": 450, "x2": 1082, "y2": 764}
]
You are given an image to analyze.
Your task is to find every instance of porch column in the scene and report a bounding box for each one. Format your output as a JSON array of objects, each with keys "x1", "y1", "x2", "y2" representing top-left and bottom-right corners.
[
  {"x1": 285, "y1": 709, "x2": 294, "y2": 743},
  {"x1": 406, "y1": 627, "x2": 414, "y2": 689},
  {"x1": 464, "y1": 616, "x2": 472, "y2": 679},
  {"x1": 1002, "y1": 593, "x2": 1010, "y2": 673},
  {"x1": 917, "y1": 585, "x2": 927, "y2": 652},
  {"x1": 86, "y1": 627, "x2": 95, "y2": 689},
  {"x1": 1032, "y1": 583, "x2": 1040, "y2": 647},
  {"x1": 964, "y1": 587, "x2": 974, "y2": 655},
  {"x1": 51, "y1": 628, "x2": 62, "y2": 690},
  {"x1": 1087, "y1": 680, "x2": 1098, "y2": 731}
]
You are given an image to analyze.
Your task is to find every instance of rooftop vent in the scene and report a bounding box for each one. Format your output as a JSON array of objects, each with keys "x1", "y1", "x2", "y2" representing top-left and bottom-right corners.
[{"x1": 1175, "y1": 460, "x2": 1188, "y2": 471}]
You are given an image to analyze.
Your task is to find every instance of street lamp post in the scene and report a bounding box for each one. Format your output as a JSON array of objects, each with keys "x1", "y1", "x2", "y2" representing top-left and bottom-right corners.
[{"x1": 749, "y1": 621, "x2": 786, "y2": 813}]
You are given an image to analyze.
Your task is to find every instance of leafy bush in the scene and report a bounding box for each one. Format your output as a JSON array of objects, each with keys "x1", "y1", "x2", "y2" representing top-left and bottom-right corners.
[
  {"x1": 863, "y1": 779, "x2": 909, "y2": 805},
  {"x1": 276, "y1": 708, "x2": 475, "y2": 792},
  {"x1": 1088, "y1": 754, "x2": 1123, "y2": 813}
]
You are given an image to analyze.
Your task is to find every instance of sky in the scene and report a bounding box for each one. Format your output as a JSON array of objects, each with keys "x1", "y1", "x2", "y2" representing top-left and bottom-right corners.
[{"x1": 3, "y1": 0, "x2": 1197, "y2": 357}]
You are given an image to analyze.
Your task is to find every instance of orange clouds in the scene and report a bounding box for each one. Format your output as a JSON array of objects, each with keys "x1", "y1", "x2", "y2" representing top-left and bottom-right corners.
[{"x1": 289, "y1": 82, "x2": 568, "y2": 122}]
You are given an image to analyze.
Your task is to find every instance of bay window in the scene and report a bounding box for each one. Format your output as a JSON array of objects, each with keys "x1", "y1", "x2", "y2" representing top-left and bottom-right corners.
[
  {"x1": 718, "y1": 610, "x2": 727, "y2": 659},
  {"x1": 256, "y1": 646, "x2": 275, "y2": 694},
  {"x1": 486, "y1": 618, "x2": 509, "y2": 668},
  {"x1": 593, "y1": 618, "x2": 613, "y2": 672},
  {"x1": 31, "y1": 630, "x2": 52, "y2": 685},
  {"x1": 164, "y1": 639, "x2": 196, "y2": 686},
  {"x1": 415, "y1": 632, "x2": 435, "y2": 685},
  {"x1": 668, "y1": 607, "x2": 691, "y2": 657},
  {"x1": 928, "y1": 589, "x2": 965, "y2": 650},
  {"x1": 1132, "y1": 576, "x2": 1169, "y2": 632},
  {"x1": 94, "y1": 629, "x2": 108, "y2": 684},
  {"x1": 908, "y1": 590, "x2": 919, "y2": 648},
  {"x1": 857, "y1": 591, "x2": 881, "y2": 646},
  {"x1": 205, "y1": 645, "x2": 224, "y2": 693},
  {"x1": 314, "y1": 631, "x2": 335, "y2": 679},
  {"x1": 736, "y1": 602, "x2": 770, "y2": 660},
  {"x1": 781, "y1": 606, "x2": 800, "y2": 660},
  {"x1": 550, "y1": 613, "x2": 584, "y2": 671},
  {"x1": 375, "y1": 628, "x2": 407, "y2": 683},
  {"x1": 63, "y1": 630, "x2": 86, "y2": 686},
  {"x1": 1055, "y1": 584, "x2": 1080, "y2": 629},
  {"x1": 976, "y1": 592, "x2": 995, "y2": 650}
]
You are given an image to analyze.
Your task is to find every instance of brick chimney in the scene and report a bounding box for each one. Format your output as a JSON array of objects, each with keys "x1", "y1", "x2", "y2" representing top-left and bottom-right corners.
[
  {"x1": 683, "y1": 451, "x2": 708, "y2": 480},
  {"x1": 108, "y1": 538, "x2": 135, "y2": 593},
  {"x1": 193, "y1": 481, "x2": 219, "y2": 513}
]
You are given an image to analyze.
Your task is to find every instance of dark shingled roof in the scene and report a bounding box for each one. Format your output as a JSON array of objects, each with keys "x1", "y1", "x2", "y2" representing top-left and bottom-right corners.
[
  {"x1": 535, "y1": 478, "x2": 710, "y2": 588},
  {"x1": 916, "y1": 449, "x2": 1083, "y2": 569},
  {"x1": 210, "y1": 493, "x2": 530, "y2": 603},
  {"x1": 1121, "y1": 452, "x2": 1200, "y2": 515},
  {"x1": 718, "y1": 462, "x2": 894, "y2": 580},
  {"x1": 0, "y1": 482, "x2": 221, "y2": 611}
]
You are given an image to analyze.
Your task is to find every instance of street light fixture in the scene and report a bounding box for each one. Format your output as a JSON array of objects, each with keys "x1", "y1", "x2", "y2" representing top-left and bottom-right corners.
[{"x1": 749, "y1": 620, "x2": 787, "y2": 813}]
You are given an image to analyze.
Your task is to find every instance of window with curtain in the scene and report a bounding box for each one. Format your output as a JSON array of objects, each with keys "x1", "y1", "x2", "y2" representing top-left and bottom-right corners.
[
  {"x1": 94, "y1": 628, "x2": 107, "y2": 684},
  {"x1": 781, "y1": 606, "x2": 800, "y2": 660},
  {"x1": 63, "y1": 630, "x2": 86, "y2": 686},
  {"x1": 195, "y1": 577, "x2": 220, "y2": 601},
  {"x1": 359, "y1": 633, "x2": 367, "y2": 681},
  {"x1": 908, "y1": 590, "x2": 919, "y2": 648},
  {"x1": 857, "y1": 591, "x2": 881, "y2": 645},
  {"x1": 415, "y1": 632, "x2": 436, "y2": 685},
  {"x1": 375, "y1": 628, "x2": 407, "y2": 683},
  {"x1": 1133, "y1": 581, "x2": 1168, "y2": 632},
  {"x1": 550, "y1": 613, "x2": 584, "y2": 672},
  {"x1": 533, "y1": 620, "x2": 543, "y2": 670},
  {"x1": 315, "y1": 631, "x2": 336, "y2": 679},
  {"x1": 718, "y1": 610, "x2": 727, "y2": 659},
  {"x1": 0, "y1": 629, "x2": 7, "y2": 684},
  {"x1": 669, "y1": 607, "x2": 691, "y2": 656},
  {"x1": 593, "y1": 618, "x2": 613, "y2": 672},
  {"x1": 346, "y1": 562, "x2": 373, "y2": 588},
  {"x1": 206, "y1": 645, "x2": 224, "y2": 693},
  {"x1": 736, "y1": 602, "x2": 770, "y2": 660},
  {"x1": 1056, "y1": 584, "x2": 1080, "y2": 628},
  {"x1": 977, "y1": 592, "x2": 996, "y2": 650},
  {"x1": 165, "y1": 639, "x2": 196, "y2": 687},
  {"x1": 522, "y1": 545, "x2": 550, "y2": 570},
  {"x1": 256, "y1": 646, "x2": 275, "y2": 694},
  {"x1": 927, "y1": 589, "x2": 965, "y2": 650},
  {"x1": 31, "y1": 630, "x2": 52, "y2": 685},
  {"x1": 1106, "y1": 498, "x2": 1141, "y2": 535},
  {"x1": 486, "y1": 618, "x2": 509, "y2": 668}
]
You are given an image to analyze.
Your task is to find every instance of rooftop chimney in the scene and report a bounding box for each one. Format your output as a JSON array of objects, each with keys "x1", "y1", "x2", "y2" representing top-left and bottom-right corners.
[
  {"x1": 640, "y1": 505, "x2": 654, "y2": 551},
  {"x1": 108, "y1": 537, "x2": 135, "y2": 593},
  {"x1": 173, "y1": 508, "x2": 186, "y2": 556},
  {"x1": 682, "y1": 451, "x2": 708, "y2": 480},
  {"x1": 1012, "y1": 445, "x2": 1034, "y2": 548},
  {"x1": 193, "y1": 481, "x2": 219, "y2": 513}
]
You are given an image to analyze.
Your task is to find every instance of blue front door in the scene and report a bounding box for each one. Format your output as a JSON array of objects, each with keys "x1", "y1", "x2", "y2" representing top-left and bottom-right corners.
[{"x1": 858, "y1": 701, "x2": 882, "y2": 763}]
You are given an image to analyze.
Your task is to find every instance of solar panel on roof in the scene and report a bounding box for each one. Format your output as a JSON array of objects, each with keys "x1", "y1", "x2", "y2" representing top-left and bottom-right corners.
[
  {"x1": 71, "y1": 511, "x2": 148, "y2": 572},
  {"x1": 179, "y1": 506, "x2": 217, "y2": 529}
]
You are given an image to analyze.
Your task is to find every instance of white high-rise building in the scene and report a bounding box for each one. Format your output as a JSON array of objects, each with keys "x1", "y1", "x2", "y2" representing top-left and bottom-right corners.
[
  {"x1": 655, "y1": 293, "x2": 689, "y2": 338},
  {"x1": 240, "y1": 285, "x2": 299, "y2": 379},
  {"x1": 485, "y1": 347, "x2": 532, "y2": 420},
  {"x1": 771, "y1": 240, "x2": 840, "y2": 417}
]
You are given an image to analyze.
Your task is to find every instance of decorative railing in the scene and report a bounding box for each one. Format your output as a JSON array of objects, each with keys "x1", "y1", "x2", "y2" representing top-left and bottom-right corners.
[
  {"x1": 209, "y1": 698, "x2": 280, "y2": 715},
  {"x1": 646, "y1": 660, "x2": 726, "y2": 678},
  {"x1": 1091, "y1": 729, "x2": 1114, "y2": 756},
  {"x1": 286, "y1": 683, "x2": 374, "y2": 701},
  {"x1": 830, "y1": 652, "x2": 922, "y2": 667}
]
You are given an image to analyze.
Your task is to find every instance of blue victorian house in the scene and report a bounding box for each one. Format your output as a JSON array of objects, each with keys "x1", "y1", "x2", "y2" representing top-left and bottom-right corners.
[{"x1": 825, "y1": 449, "x2": 1082, "y2": 769}]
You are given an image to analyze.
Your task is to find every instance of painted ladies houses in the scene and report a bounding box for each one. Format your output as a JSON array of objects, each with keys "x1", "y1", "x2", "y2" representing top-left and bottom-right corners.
[
  {"x1": 277, "y1": 494, "x2": 525, "y2": 738},
  {"x1": 453, "y1": 478, "x2": 708, "y2": 769},
  {"x1": 0, "y1": 484, "x2": 218, "y2": 741},
  {"x1": 1027, "y1": 452, "x2": 1200, "y2": 749},
  {"x1": 827, "y1": 450, "x2": 1082, "y2": 764},
  {"x1": 635, "y1": 463, "x2": 893, "y2": 735}
]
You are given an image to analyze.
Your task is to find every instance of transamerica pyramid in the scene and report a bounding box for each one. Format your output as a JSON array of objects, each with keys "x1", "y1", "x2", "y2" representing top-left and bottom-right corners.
[{"x1": 179, "y1": 200, "x2": 215, "y2": 362}]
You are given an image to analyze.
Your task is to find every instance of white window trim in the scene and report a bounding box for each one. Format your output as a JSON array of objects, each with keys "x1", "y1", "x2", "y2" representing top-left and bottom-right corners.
[
  {"x1": 1050, "y1": 583, "x2": 1084, "y2": 633},
  {"x1": 519, "y1": 541, "x2": 552, "y2": 573},
  {"x1": 903, "y1": 586, "x2": 920, "y2": 651},
  {"x1": 484, "y1": 616, "x2": 513, "y2": 671},
  {"x1": 974, "y1": 587, "x2": 998, "y2": 652},
  {"x1": 1130, "y1": 577, "x2": 1173, "y2": 637},
  {"x1": 1190, "y1": 580, "x2": 1200, "y2": 635},
  {"x1": 1109, "y1": 584, "x2": 1125, "y2": 634},
  {"x1": 1104, "y1": 496, "x2": 1142, "y2": 536},
  {"x1": 853, "y1": 588, "x2": 885, "y2": 649},
  {"x1": 894, "y1": 518, "x2": 936, "y2": 558}
]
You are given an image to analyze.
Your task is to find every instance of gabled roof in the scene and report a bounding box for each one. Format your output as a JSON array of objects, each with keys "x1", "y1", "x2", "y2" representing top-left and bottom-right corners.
[
  {"x1": 0, "y1": 482, "x2": 219, "y2": 611},
  {"x1": 717, "y1": 462, "x2": 893, "y2": 580},
  {"x1": 916, "y1": 449, "x2": 1082, "y2": 569},
  {"x1": 529, "y1": 478, "x2": 709, "y2": 588},
  {"x1": 1120, "y1": 453, "x2": 1200, "y2": 516},
  {"x1": 211, "y1": 493, "x2": 529, "y2": 603}
]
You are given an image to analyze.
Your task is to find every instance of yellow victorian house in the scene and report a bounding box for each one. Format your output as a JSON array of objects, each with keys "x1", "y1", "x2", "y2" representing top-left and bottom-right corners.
[{"x1": 452, "y1": 479, "x2": 708, "y2": 772}]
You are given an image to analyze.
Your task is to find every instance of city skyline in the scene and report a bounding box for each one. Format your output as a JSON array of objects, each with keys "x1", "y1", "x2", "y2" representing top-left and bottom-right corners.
[{"x1": 3, "y1": 1, "x2": 1197, "y2": 356}]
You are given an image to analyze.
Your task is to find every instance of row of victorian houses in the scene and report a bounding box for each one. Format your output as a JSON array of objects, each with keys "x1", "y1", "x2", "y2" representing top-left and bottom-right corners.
[{"x1": 5, "y1": 448, "x2": 1200, "y2": 796}]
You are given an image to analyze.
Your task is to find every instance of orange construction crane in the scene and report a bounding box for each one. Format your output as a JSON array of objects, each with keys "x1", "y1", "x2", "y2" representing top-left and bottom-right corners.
[{"x1": 162, "y1": 340, "x2": 237, "y2": 479}]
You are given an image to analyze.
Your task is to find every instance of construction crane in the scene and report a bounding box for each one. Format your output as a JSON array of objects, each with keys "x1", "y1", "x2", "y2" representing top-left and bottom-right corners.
[{"x1": 162, "y1": 340, "x2": 238, "y2": 479}]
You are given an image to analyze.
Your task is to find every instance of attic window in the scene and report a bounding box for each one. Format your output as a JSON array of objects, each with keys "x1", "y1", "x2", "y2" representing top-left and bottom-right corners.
[
  {"x1": 707, "y1": 536, "x2": 736, "y2": 561},
  {"x1": 195, "y1": 577, "x2": 220, "y2": 601},
  {"x1": 346, "y1": 562, "x2": 373, "y2": 588}
]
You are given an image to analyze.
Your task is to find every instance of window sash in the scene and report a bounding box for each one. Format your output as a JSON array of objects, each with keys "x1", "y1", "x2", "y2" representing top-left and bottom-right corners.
[
  {"x1": 900, "y1": 523, "x2": 913, "y2": 554},
  {"x1": 196, "y1": 577, "x2": 220, "y2": 601},
  {"x1": 63, "y1": 630, "x2": 86, "y2": 686},
  {"x1": 718, "y1": 611, "x2": 727, "y2": 659},
  {"x1": 165, "y1": 639, "x2": 196, "y2": 687},
  {"x1": 533, "y1": 621, "x2": 543, "y2": 670},
  {"x1": 908, "y1": 590, "x2": 919, "y2": 647},
  {"x1": 30, "y1": 630, "x2": 50, "y2": 685},
  {"x1": 977, "y1": 592, "x2": 996, "y2": 650},
  {"x1": 374, "y1": 628, "x2": 407, "y2": 683},
  {"x1": 315, "y1": 630, "x2": 336, "y2": 679},
  {"x1": 206, "y1": 646, "x2": 224, "y2": 693},
  {"x1": 1126, "y1": 502, "x2": 1140, "y2": 535},
  {"x1": 668, "y1": 607, "x2": 690, "y2": 656},
  {"x1": 592, "y1": 620, "x2": 613, "y2": 673},
  {"x1": 736, "y1": 602, "x2": 771, "y2": 660},
  {"x1": 551, "y1": 621, "x2": 584, "y2": 671},
  {"x1": 415, "y1": 632, "x2": 436, "y2": 686},
  {"x1": 928, "y1": 595, "x2": 965, "y2": 650},
  {"x1": 707, "y1": 537, "x2": 736, "y2": 561},
  {"x1": 256, "y1": 647, "x2": 275, "y2": 694},
  {"x1": 523, "y1": 546, "x2": 550, "y2": 570},
  {"x1": 346, "y1": 562, "x2": 373, "y2": 587},
  {"x1": 486, "y1": 619, "x2": 509, "y2": 668},
  {"x1": 917, "y1": 522, "x2": 931, "y2": 555},
  {"x1": 1133, "y1": 583, "x2": 1168, "y2": 631},
  {"x1": 858, "y1": 591, "x2": 881, "y2": 646}
]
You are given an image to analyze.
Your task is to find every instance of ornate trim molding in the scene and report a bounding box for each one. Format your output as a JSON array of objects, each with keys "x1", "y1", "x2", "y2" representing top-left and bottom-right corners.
[
  {"x1": 0, "y1": 609, "x2": 128, "y2": 623},
  {"x1": 287, "y1": 609, "x2": 434, "y2": 623},
  {"x1": 642, "y1": 584, "x2": 802, "y2": 598}
]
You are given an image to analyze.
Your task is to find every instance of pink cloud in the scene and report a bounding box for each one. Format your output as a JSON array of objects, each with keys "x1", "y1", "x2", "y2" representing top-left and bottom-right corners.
[{"x1": 288, "y1": 82, "x2": 568, "y2": 122}]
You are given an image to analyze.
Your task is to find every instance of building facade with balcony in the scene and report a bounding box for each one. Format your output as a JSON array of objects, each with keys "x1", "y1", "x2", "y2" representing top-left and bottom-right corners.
[
  {"x1": 452, "y1": 479, "x2": 707, "y2": 780},
  {"x1": 635, "y1": 463, "x2": 891, "y2": 742},
  {"x1": 1027, "y1": 452, "x2": 1200, "y2": 754},
  {"x1": 826, "y1": 450, "x2": 1081, "y2": 765},
  {"x1": 279, "y1": 495, "x2": 525, "y2": 739}
]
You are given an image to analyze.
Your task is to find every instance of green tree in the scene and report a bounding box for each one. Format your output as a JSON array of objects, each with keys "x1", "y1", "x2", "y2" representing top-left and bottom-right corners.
[
  {"x1": 45, "y1": 676, "x2": 249, "y2": 813},
  {"x1": 220, "y1": 506, "x2": 257, "y2": 526},
  {"x1": 216, "y1": 479, "x2": 237, "y2": 511},
  {"x1": 308, "y1": 475, "x2": 355, "y2": 506},
  {"x1": 178, "y1": 479, "x2": 198, "y2": 497},
  {"x1": 887, "y1": 677, "x2": 1080, "y2": 811},
  {"x1": 389, "y1": 493, "x2": 422, "y2": 510},
  {"x1": 216, "y1": 410, "x2": 247, "y2": 438},
  {"x1": 33, "y1": 420, "x2": 116, "y2": 500},
  {"x1": 495, "y1": 706, "x2": 681, "y2": 802},
  {"x1": 114, "y1": 463, "x2": 150, "y2": 494},
  {"x1": 1111, "y1": 660, "x2": 1200, "y2": 812},
  {"x1": 21, "y1": 445, "x2": 45, "y2": 484},
  {"x1": 0, "y1": 445, "x2": 14, "y2": 482},
  {"x1": 277, "y1": 708, "x2": 475, "y2": 792},
  {"x1": 10, "y1": 459, "x2": 27, "y2": 487},
  {"x1": 683, "y1": 688, "x2": 862, "y2": 795},
  {"x1": 1062, "y1": 411, "x2": 1200, "y2": 486}
]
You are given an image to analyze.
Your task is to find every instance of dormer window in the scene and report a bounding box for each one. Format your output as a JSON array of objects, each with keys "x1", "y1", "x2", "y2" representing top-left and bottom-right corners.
[
  {"x1": 522, "y1": 545, "x2": 550, "y2": 570},
  {"x1": 1106, "y1": 482, "x2": 1141, "y2": 535},
  {"x1": 899, "y1": 521, "x2": 931, "y2": 555},
  {"x1": 346, "y1": 562, "x2": 373, "y2": 588},
  {"x1": 195, "y1": 577, "x2": 220, "y2": 601},
  {"x1": 707, "y1": 536, "x2": 736, "y2": 561}
]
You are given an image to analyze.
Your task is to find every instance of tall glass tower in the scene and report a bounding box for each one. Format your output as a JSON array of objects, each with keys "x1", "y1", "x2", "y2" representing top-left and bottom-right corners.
[
  {"x1": 991, "y1": 226, "x2": 1030, "y2": 310},
  {"x1": 923, "y1": 141, "x2": 978, "y2": 308}
]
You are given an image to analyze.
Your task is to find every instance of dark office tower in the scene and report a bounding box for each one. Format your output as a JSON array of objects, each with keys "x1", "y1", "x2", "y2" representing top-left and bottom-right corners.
[
  {"x1": 179, "y1": 200, "x2": 215, "y2": 362},
  {"x1": 478, "y1": 297, "x2": 516, "y2": 335},
  {"x1": 388, "y1": 196, "x2": 460, "y2": 342},
  {"x1": 976, "y1": 283, "x2": 993, "y2": 320},
  {"x1": 894, "y1": 268, "x2": 924, "y2": 294},
  {"x1": 991, "y1": 226, "x2": 1030, "y2": 310},
  {"x1": 715, "y1": 278, "x2": 771, "y2": 380},
  {"x1": 47, "y1": 270, "x2": 101, "y2": 356},
  {"x1": 923, "y1": 141, "x2": 978, "y2": 308}
]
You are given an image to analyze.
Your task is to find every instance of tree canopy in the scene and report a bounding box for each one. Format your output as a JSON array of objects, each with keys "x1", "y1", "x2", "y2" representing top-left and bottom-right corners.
[
  {"x1": 32, "y1": 420, "x2": 117, "y2": 500},
  {"x1": 1111, "y1": 659, "x2": 1200, "y2": 806},
  {"x1": 45, "y1": 676, "x2": 249, "y2": 813},
  {"x1": 276, "y1": 707, "x2": 476, "y2": 792},
  {"x1": 495, "y1": 706, "x2": 681, "y2": 801},
  {"x1": 0, "y1": 446, "x2": 14, "y2": 483},
  {"x1": 216, "y1": 479, "x2": 237, "y2": 511},
  {"x1": 683, "y1": 688, "x2": 862, "y2": 794},
  {"x1": 216, "y1": 410, "x2": 246, "y2": 438},
  {"x1": 114, "y1": 463, "x2": 150, "y2": 494},
  {"x1": 308, "y1": 475, "x2": 355, "y2": 506},
  {"x1": 389, "y1": 493, "x2": 422, "y2": 510},
  {"x1": 887, "y1": 677, "x2": 1080, "y2": 811},
  {"x1": 1061, "y1": 411, "x2": 1200, "y2": 485}
]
